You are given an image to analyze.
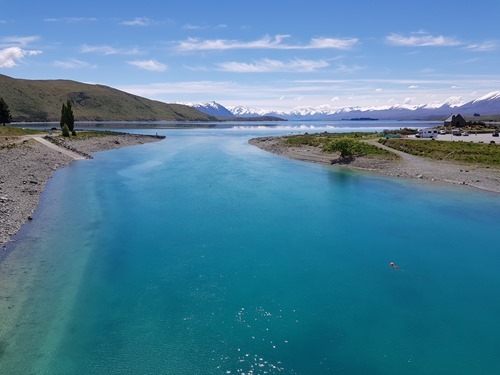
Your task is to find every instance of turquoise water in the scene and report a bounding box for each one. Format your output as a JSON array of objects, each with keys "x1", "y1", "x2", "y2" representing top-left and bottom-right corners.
[{"x1": 1, "y1": 127, "x2": 500, "y2": 374}]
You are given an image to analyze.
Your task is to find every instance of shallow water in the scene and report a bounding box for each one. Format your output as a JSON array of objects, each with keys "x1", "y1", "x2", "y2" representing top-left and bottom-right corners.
[{"x1": 1, "y1": 127, "x2": 499, "y2": 374}]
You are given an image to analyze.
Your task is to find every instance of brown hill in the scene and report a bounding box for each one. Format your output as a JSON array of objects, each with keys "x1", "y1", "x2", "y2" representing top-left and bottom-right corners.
[{"x1": 0, "y1": 74, "x2": 216, "y2": 122}]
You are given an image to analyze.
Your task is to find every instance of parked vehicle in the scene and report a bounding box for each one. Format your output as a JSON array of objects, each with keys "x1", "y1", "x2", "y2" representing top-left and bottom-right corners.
[
  {"x1": 416, "y1": 128, "x2": 438, "y2": 139},
  {"x1": 452, "y1": 129, "x2": 462, "y2": 136},
  {"x1": 438, "y1": 130, "x2": 447, "y2": 135},
  {"x1": 462, "y1": 132, "x2": 469, "y2": 136},
  {"x1": 493, "y1": 131, "x2": 499, "y2": 137}
]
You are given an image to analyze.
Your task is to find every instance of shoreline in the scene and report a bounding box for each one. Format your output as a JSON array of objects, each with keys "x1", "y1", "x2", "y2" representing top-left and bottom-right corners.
[
  {"x1": 0, "y1": 133, "x2": 164, "y2": 250},
  {"x1": 249, "y1": 136, "x2": 500, "y2": 194}
]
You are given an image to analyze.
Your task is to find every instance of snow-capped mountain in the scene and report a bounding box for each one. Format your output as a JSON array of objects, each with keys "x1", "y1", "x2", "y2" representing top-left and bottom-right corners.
[
  {"x1": 187, "y1": 91, "x2": 500, "y2": 121},
  {"x1": 183, "y1": 101, "x2": 234, "y2": 117}
]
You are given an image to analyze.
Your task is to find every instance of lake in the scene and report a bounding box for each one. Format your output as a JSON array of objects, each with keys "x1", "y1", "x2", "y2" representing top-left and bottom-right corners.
[{"x1": 1, "y1": 123, "x2": 499, "y2": 374}]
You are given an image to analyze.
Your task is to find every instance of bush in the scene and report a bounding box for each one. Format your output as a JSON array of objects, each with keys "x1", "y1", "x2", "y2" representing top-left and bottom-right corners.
[
  {"x1": 323, "y1": 138, "x2": 356, "y2": 158},
  {"x1": 61, "y1": 123, "x2": 70, "y2": 137}
]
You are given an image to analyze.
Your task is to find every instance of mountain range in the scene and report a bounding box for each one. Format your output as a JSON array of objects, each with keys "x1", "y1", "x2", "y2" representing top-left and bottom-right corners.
[{"x1": 189, "y1": 92, "x2": 500, "y2": 121}]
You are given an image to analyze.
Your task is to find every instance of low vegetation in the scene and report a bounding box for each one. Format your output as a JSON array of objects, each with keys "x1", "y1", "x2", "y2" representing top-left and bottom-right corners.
[
  {"x1": 379, "y1": 138, "x2": 500, "y2": 166},
  {"x1": 0, "y1": 126, "x2": 41, "y2": 137},
  {"x1": 284, "y1": 132, "x2": 397, "y2": 159}
]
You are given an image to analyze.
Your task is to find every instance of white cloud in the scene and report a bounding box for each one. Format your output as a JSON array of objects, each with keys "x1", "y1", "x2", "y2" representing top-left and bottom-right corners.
[
  {"x1": 176, "y1": 34, "x2": 358, "y2": 51},
  {"x1": 386, "y1": 32, "x2": 460, "y2": 47},
  {"x1": 121, "y1": 17, "x2": 151, "y2": 26},
  {"x1": 0, "y1": 46, "x2": 42, "y2": 68},
  {"x1": 53, "y1": 59, "x2": 94, "y2": 69},
  {"x1": 128, "y1": 59, "x2": 167, "y2": 72},
  {"x1": 465, "y1": 41, "x2": 497, "y2": 52},
  {"x1": 375, "y1": 88, "x2": 383, "y2": 92},
  {"x1": 216, "y1": 58, "x2": 329, "y2": 73},
  {"x1": 408, "y1": 85, "x2": 419, "y2": 89},
  {"x1": 1, "y1": 35, "x2": 40, "y2": 46},
  {"x1": 182, "y1": 23, "x2": 228, "y2": 30},
  {"x1": 80, "y1": 44, "x2": 142, "y2": 56},
  {"x1": 44, "y1": 17, "x2": 97, "y2": 23}
]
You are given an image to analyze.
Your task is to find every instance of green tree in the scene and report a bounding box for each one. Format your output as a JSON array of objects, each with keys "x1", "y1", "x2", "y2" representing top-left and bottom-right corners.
[
  {"x1": 60, "y1": 100, "x2": 75, "y2": 133},
  {"x1": 0, "y1": 97, "x2": 13, "y2": 126},
  {"x1": 324, "y1": 138, "x2": 356, "y2": 159},
  {"x1": 61, "y1": 123, "x2": 70, "y2": 137}
]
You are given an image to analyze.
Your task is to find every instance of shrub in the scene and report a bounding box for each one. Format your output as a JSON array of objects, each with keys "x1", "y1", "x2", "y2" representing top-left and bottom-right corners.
[{"x1": 61, "y1": 123, "x2": 70, "y2": 137}]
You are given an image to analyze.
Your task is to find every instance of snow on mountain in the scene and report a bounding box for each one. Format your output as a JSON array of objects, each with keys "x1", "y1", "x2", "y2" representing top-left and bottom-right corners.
[
  {"x1": 228, "y1": 105, "x2": 272, "y2": 117},
  {"x1": 186, "y1": 91, "x2": 500, "y2": 121},
  {"x1": 472, "y1": 91, "x2": 500, "y2": 103},
  {"x1": 183, "y1": 101, "x2": 234, "y2": 117},
  {"x1": 422, "y1": 96, "x2": 465, "y2": 109}
]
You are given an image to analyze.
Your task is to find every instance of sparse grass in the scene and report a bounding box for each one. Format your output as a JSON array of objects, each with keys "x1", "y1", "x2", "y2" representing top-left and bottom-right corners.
[
  {"x1": 380, "y1": 138, "x2": 500, "y2": 166},
  {"x1": 0, "y1": 126, "x2": 41, "y2": 136},
  {"x1": 285, "y1": 132, "x2": 380, "y2": 147},
  {"x1": 284, "y1": 132, "x2": 397, "y2": 159}
]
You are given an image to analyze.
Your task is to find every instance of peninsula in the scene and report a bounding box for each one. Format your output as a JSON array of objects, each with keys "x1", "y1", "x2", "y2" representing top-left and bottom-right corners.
[{"x1": 249, "y1": 133, "x2": 500, "y2": 194}]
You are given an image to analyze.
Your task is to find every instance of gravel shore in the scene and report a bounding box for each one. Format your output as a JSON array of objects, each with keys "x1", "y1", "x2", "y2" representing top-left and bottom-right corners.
[
  {"x1": 249, "y1": 136, "x2": 500, "y2": 194},
  {"x1": 0, "y1": 133, "x2": 163, "y2": 250}
]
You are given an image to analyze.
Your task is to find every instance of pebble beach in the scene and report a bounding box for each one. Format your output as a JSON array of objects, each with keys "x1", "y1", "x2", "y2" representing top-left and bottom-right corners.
[{"x1": 249, "y1": 136, "x2": 500, "y2": 194}]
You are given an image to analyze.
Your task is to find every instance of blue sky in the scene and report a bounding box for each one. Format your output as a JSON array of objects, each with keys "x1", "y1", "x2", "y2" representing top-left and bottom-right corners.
[{"x1": 1, "y1": 0, "x2": 499, "y2": 111}]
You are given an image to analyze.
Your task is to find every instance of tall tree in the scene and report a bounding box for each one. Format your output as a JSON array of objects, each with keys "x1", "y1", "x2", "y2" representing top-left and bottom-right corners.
[
  {"x1": 60, "y1": 100, "x2": 75, "y2": 132},
  {"x1": 0, "y1": 97, "x2": 13, "y2": 126}
]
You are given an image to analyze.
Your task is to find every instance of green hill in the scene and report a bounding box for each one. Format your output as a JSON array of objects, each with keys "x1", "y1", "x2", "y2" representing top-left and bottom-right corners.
[{"x1": 0, "y1": 74, "x2": 216, "y2": 122}]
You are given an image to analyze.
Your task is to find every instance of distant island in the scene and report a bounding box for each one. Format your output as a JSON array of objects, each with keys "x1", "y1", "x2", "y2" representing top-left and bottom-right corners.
[{"x1": 345, "y1": 118, "x2": 379, "y2": 121}]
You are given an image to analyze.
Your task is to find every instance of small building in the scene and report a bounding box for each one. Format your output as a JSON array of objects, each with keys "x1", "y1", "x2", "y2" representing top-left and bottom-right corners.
[{"x1": 444, "y1": 114, "x2": 466, "y2": 128}]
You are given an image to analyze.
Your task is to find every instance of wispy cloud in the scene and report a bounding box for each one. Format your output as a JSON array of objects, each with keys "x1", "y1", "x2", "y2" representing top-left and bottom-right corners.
[
  {"x1": 176, "y1": 34, "x2": 358, "y2": 51},
  {"x1": 1, "y1": 35, "x2": 40, "y2": 46},
  {"x1": 386, "y1": 32, "x2": 461, "y2": 47},
  {"x1": 44, "y1": 17, "x2": 97, "y2": 23},
  {"x1": 0, "y1": 47, "x2": 42, "y2": 68},
  {"x1": 216, "y1": 58, "x2": 329, "y2": 73},
  {"x1": 121, "y1": 17, "x2": 151, "y2": 26},
  {"x1": 182, "y1": 23, "x2": 228, "y2": 30},
  {"x1": 465, "y1": 41, "x2": 497, "y2": 52},
  {"x1": 53, "y1": 59, "x2": 95, "y2": 69},
  {"x1": 80, "y1": 44, "x2": 142, "y2": 56},
  {"x1": 128, "y1": 59, "x2": 167, "y2": 72}
]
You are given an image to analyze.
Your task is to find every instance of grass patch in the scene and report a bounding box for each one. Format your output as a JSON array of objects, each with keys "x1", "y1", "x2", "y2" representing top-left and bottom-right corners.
[
  {"x1": 0, "y1": 126, "x2": 42, "y2": 137},
  {"x1": 323, "y1": 138, "x2": 395, "y2": 158},
  {"x1": 380, "y1": 138, "x2": 500, "y2": 166},
  {"x1": 284, "y1": 132, "x2": 396, "y2": 159},
  {"x1": 285, "y1": 132, "x2": 380, "y2": 146}
]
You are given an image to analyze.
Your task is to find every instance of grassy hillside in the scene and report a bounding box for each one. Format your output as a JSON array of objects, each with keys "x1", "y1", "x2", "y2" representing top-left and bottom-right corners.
[{"x1": 0, "y1": 74, "x2": 216, "y2": 122}]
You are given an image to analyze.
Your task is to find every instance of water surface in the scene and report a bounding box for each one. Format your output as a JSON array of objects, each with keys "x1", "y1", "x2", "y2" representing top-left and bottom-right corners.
[{"x1": 1, "y1": 127, "x2": 499, "y2": 374}]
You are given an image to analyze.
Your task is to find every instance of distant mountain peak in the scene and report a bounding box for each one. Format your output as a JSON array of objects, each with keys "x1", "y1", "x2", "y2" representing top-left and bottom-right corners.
[
  {"x1": 184, "y1": 101, "x2": 234, "y2": 117},
  {"x1": 473, "y1": 91, "x2": 500, "y2": 103}
]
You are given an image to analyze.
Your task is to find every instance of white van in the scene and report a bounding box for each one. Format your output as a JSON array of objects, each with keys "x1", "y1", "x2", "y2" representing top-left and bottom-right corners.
[{"x1": 416, "y1": 128, "x2": 438, "y2": 139}]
